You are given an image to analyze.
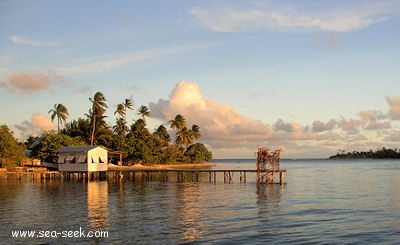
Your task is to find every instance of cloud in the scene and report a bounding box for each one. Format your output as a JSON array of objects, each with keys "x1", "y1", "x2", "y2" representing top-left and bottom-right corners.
[
  {"x1": 386, "y1": 96, "x2": 400, "y2": 120},
  {"x1": 312, "y1": 119, "x2": 337, "y2": 132},
  {"x1": 2, "y1": 70, "x2": 66, "y2": 94},
  {"x1": 150, "y1": 81, "x2": 272, "y2": 143},
  {"x1": 274, "y1": 119, "x2": 294, "y2": 132},
  {"x1": 15, "y1": 113, "x2": 54, "y2": 139},
  {"x1": 271, "y1": 120, "x2": 339, "y2": 141},
  {"x1": 8, "y1": 36, "x2": 61, "y2": 47},
  {"x1": 358, "y1": 110, "x2": 390, "y2": 130},
  {"x1": 149, "y1": 82, "x2": 400, "y2": 158},
  {"x1": 189, "y1": 1, "x2": 398, "y2": 33}
]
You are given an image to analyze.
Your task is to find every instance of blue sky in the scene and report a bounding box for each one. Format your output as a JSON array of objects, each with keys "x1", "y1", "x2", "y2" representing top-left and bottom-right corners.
[{"x1": 1, "y1": 0, "x2": 400, "y2": 158}]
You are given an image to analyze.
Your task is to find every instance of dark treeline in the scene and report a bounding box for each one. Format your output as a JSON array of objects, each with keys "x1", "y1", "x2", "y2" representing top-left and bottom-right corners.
[
  {"x1": 329, "y1": 148, "x2": 400, "y2": 159},
  {"x1": 1, "y1": 91, "x2": 212, "y2": 168}
]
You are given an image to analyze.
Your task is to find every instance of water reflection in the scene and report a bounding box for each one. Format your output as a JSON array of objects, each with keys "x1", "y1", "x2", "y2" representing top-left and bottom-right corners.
[
  {"x1": 174, "y1": 183, "x2": 207, "y2": 243},
  {"x1": 256, "y1": 183, "x2": 283, "y2": 216},
  {"x1": 87, "y1": 181, "x2": 109, "y2": 243}
]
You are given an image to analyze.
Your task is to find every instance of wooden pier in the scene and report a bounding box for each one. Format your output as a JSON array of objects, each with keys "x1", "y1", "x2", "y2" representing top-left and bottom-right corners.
[
  {"x1": 0, "y1": 169, "x2": 286, "y2": 184},
  {"x1": 0, "y1": 171, "x2": 107, "y2": 182},
  {"x1": 108, "y1": 169, "x2": 286, "y2": 184},
  {"x1": 2, "y1": 144, "x2": 287, "y2": 184}
]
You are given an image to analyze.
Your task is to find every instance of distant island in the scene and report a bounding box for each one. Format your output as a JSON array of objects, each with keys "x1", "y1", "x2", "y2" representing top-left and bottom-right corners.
[{"x1": 329, "y1": 148, "x2": 400, "y2": 159}]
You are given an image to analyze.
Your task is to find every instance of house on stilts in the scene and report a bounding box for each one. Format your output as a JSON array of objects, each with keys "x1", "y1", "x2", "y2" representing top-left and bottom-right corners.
[{"x1": 55, "y1": 145, "x2": 108, "y2": 180}]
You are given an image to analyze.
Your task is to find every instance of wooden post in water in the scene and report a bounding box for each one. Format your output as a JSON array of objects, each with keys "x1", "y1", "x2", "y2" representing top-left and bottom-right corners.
[{"x1": 279, "y1": 171, "x2": 285, "y2": 185}]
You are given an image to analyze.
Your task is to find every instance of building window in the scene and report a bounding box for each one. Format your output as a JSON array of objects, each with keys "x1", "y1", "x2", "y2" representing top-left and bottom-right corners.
[
  {"x1": 78, "y1": 155, "x2": 87, "y2": 163},
  {"x1": 57, "y1": 155, "x2": 66, "y2": 164},
  {"x1": 66, "y1": 155, "x2": 76, "y2": 163}
]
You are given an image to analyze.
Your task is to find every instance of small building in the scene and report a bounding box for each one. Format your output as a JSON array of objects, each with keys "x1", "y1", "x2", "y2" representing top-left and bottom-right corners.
[{"x1": 55, "y1": 146, "x2": 108, "y2": 172}]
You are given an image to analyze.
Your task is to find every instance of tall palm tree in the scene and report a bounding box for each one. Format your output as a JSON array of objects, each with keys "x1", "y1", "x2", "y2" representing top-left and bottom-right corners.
[
  {"x1": 114, "y1": 103, "x2": 125, "y2": 119},
  {"x1": 113, "y1": 118, "x2": 128, "y2": 135},
  {"x1": 153, "y1": 125, "x2": 170, "y2": 143},
  {"x1": 114, "y1": 103, "x2": 128, "y2": 136},
  {"x1": 48, "y1": 103, "x2": 69, "y2": 133},
  {"x1": 89, "y1": 92, "x2": 108, "y2": 145},
  {"x1": 123, "y1": 97, "x2": 133, "y2": 123},
  {"x1": 175, "y1": 127, "x2": 194, "y2": 148},
  {"x1": 169, "y1": 114, "x2": 186, "y2": 133},
  {"x1": 191, "y1": 124, "x2": 201, "y2": 142},
  {"x1": 138, "y1": 105, "x2": 151, "y2": 123}
]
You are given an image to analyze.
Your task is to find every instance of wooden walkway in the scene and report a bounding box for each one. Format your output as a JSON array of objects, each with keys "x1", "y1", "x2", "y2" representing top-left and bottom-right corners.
[
  {"x1": 1, "y1": 169, "x2": 287, "y2": 184},
  {"x1": 108, "y1": 169, "x2": 287, "y2": 184}
]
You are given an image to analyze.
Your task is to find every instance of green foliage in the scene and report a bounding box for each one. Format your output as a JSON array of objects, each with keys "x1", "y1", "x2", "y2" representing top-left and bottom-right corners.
[
  {"x1": 30, "y1": 132, "x2": 84, "y2": 162},
  {"x1": 62, "y1": 118, "x2": 91, "y2": 143},
  {"x1": 329, "y1": 148, "x2": 400, "y2": 159},
  {"x1": 184, "y1": 143, "x2": 213, "y2": 163},
  {"x1": 10, "y1": 90, "x2": 214, "y2": 166},
  {"x1": 48, "y1": 103, "x2": 69, "y2": 133},
  {"x1": 89, "y1": 91, "x2": 108, "y2": 145},
  {"x1": 0, "y1": 125, "x2": 25, "y2": 167}
]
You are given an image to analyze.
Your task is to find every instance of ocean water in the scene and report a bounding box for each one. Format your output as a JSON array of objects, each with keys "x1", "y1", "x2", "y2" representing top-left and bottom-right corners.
[{"x1": 0, "y1": 159, "x2": 399, "y2": 244}]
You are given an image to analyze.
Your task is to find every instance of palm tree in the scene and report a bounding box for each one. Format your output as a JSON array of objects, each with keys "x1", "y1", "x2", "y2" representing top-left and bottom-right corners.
[
  {"x1": 114, "y1": 103, "x2": 128, "y2": 136},
  {"x1": 138, "y1": 105, "x2": 151, "y2": 123},
  {"x1": 191, "y1": 124, "x2": 201, "y2": 142},
  {"x1": 63, "y1": 118, "x2": 91, "y2": 143},
  {"x1": 153, "y1": 125, "x2": 170, "y2": 143},
  {"x1": 114, "y1": 103, "x2": 125, "y2": 119},
  {"x1": 89, "y1": 92, "x2": 108, "y2": 145},
  {"x1": 175, "y1": 127, "x2": 194, "y2": 148},
  {"x1": 169, "y1": 114, "x2": 186, "y2": 133},
  {"x1": 113, "y1": 118, "x2": 128, "y2": 135},
  {"x1": 123, "y1": 97, "x2": 133, "y2": 123},
  {"x1": 48, "y1": 103, "x2": 69, "y2": 133}
]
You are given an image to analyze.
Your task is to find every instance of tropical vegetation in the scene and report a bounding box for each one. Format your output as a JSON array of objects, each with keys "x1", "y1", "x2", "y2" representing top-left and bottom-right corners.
[
  {"x1": 1, "y1": 91, "x2": 212, "y2": 167},
  {"x1": 0, "y1": 125, "x2": 25, "y2": 167},
  {"x1": 329, "y1": 148, "x2": 400, "y2": 159}
]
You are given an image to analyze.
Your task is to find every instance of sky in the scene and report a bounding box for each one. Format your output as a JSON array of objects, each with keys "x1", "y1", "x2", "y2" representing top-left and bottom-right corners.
[{"x1": 1, "y1": 0, "x2": 400, "y2": 159}]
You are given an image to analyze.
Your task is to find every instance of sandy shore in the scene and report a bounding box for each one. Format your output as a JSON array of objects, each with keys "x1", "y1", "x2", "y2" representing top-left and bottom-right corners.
[{"x1": 107, "y1": 162, "x2": 214, "y2": 171}]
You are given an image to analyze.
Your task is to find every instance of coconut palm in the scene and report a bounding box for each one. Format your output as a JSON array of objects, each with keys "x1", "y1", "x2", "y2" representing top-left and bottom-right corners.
[
  {"x1": 175, "y1": 127, "x2": 194, "y2": 148},
  {"x1": 169, "y1": 114, "x2": 186, "y2": 133},
  {"x1": 114, "y1": 103, "x2": 125, "y2": 119},
  {"x1": 89, "y1": 92, "x2": 108, "y2": 145},
  {"x1": 123, "y1": 97, "x2": 133, "y2": 123},
  {"x1": 114, "y1": 103, "x2": 128, "y2": 136},
  {"x1": 191, "y1": 124, "x2": 201, "y2": 141},
  {"x1": 113, "y1": 118, "x2": 129, "y2": 135},
  {"x1": 153, "y1": 125, "x2": 170, "y2": 143},
  {"x1": 138, "y1": 105, "x2": 151, "y2": 123},
  {"x1": 48, "y1": 103, "x2": 69, "y2": 133}
]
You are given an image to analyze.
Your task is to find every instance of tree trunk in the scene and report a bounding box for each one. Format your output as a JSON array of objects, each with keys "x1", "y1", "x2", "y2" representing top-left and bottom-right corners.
[{"x1": 90, "y1": 116, "x2": 96, "y2": 146}]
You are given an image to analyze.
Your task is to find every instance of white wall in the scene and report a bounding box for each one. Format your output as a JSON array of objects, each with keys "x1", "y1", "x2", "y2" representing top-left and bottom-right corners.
[{"x1": 58, "y1": 147, "x2": 108, "y2": 172}]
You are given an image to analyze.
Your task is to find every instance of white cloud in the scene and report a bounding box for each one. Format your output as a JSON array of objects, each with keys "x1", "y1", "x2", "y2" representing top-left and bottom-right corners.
[
  {"x1": 149, "y1": 81, "x2": 400, "y2": 158},
  {"x1": 189, "y1": 1, "x2": 398, "y2": 33},
  {"x1": 150, "y1": 81, "x2": 272, "y2": 143},
  {"x1": 386, "y1": 96, "x2": 400, "y2": 120},
  {"x1": 15, "y1": 113, "x2": 54, "y2": 139},
  {"x1": 8, "y1": 36, "x2": 61, "y2": 47}
]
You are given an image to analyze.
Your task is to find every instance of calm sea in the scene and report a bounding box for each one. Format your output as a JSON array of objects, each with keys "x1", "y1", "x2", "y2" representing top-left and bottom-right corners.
[{"x1": 1, "y1": 159, "x2": 399, "y2": 244}]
